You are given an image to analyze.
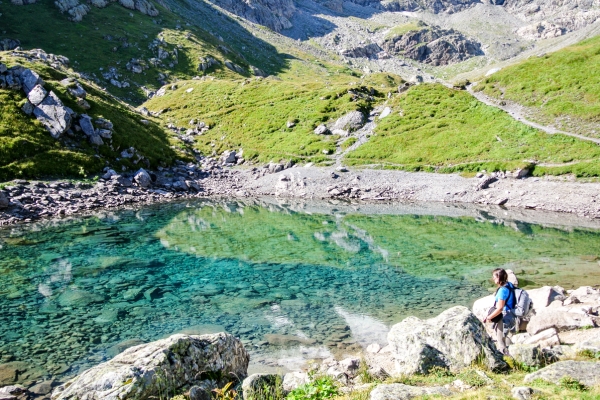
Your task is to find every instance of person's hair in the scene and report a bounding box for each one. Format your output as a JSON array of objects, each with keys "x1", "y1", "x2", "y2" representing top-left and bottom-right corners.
[{"x1": 492, "y1": 268, "x2": 508, "y2": 285}]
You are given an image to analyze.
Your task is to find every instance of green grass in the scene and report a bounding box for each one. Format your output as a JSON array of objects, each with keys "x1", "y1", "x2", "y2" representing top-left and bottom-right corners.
[
  {"x1": 478, "y1": 35, "x2": 600, "y2": 135},
  {"x1": 344, "y1": 83, "x2": 600, "y2": 176},
  {"x1": 0, "y1": 55, "x2": 180, "y2": 181},
  {"x1": 144, "y1": 73, "x2": 402, "y2": 164}
]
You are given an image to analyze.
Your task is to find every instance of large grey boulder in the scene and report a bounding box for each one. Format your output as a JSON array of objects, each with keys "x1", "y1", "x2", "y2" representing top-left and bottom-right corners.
[
  {"x1": 526, "y1": 309, "x2": 595, "y2": 335},
  {"x1": 332, "y1": 111, "x2": 365, "y2": 134},
  {"x1": 369, "y1": 383, "x2": 451, "y2": 400},
  {"x1": 51, "y1": 333, "x2": 249, "y2": 400},
  {"x1": 388, "y1": 306, "x2": 506, "y2": 375},
  {"x1": 524, "y1": 361, "x2": 600, "y2": 387},
  {"x1": 27, "y1": 84, "x2": 47, "y2": 106},
  {"x1": 33, "y1": 91, "x2": 73, "y2": 139},
  {"x1": 78, "y1": 115, "x2": 95, "y2": 137},
  {"x1": 528, "y1": 286, "x2": 565, "y2": 310}
]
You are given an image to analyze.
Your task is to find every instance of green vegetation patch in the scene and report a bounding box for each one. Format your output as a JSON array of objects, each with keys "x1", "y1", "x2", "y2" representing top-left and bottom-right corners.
[
  {"x1": 384, "y1": 22, "x2": 424, "y2": 40},
  {"x1": 345, "y1": 84, "x2": 600, "y2": 176},
  {"x1": 144, "y1": 74, "x2": 401, "y2": 164},
  {"x1": 478, "y1": 35, "x2": 600, "y2": 132},
  {"x1": 0, "y1": 55, "x2": 179, "y2": 182}
]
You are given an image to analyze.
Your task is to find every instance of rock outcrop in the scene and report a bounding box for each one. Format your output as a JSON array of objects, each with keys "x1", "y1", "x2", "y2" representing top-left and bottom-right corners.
[
  {"x1": 208, "y1": 0, "x2": 295, "y2": 31},
  {"x1": 381, "y1": 25, "x2": 483, "y2": 66},
  {"x1": 387, "y1": 306, "x2": 506, "y2": 375},
  {"x1": 378, "y1": 0, "x2": 478, "y2": 14},
  {"x1": 51, "y1": 333, "x2": 249, "y2": 400},
  {"x1": 0, "y1": 38, "x2": 21, "y2": 51}
]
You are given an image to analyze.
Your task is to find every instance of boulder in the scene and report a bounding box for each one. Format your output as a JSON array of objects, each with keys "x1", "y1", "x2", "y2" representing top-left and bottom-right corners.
[
  {"x1": 33, "y1": 91, "x2": 73, "y2": 139},
  {"x1": 88, "y1": 134, "x2": 104, "y2": 146},
  {"x1": 387, "y1": 306, "x2": 506, "y2": 375},
  {"x1": 508, "y1": 344, "x2": 542, "y2": 367},
  {"x1": 67, "y1": 83, "x2": 86, "y2": 99},
  {"x1": 526, "y1": 309, "x2": 594, "y2": 335},
  {"x1": 51, "y1": 333, "x2": 249, "y2": 400},
  {"x1": 0, "y1": 38, "x2": 20, "y2": 51},
  {"x1": 528, "y1": 286, "x2": 565, "y2": 310},
  {"x1": 314, "y1": 124, "x2": 329, "y2": 135},
  {"x1": 57, "y1": 290, "x2": 105, "y2": 307},
  {"x1": 511, "y1": 386, "x2": 534, "y2": 400},
  {"x1": 332, "y1": 111, "x2": 365, "y2": 133},
  {"x1": 522, "y1": 327, "x2": 560, "y2": 348},
  {"x1": 242, "y1": 373, "x2": 282, "y2": 400},
  {"x1": 568, "y1": 287, "x2": 600, "y2": 304},
  {"x1": 78, "y1": 115, "x2": 95, "y2": 137},
  {"x1": 134, "y1": 169, "x2": 152, "y2": 188},
  {"x1": 472, "y1": 294, "x2": 494, "y2": 322},
  {"x1": 369, "y1": 383, "x2": 451, "y2": 400},
  {"x1": 282, "y1": 371, "x2": 309, "y2": 392},
  {"x1": 524, "y1": 361, "x2": 600, "y2": 387},
  {"x1": 0, "y1": 192, "x2": 9, "y2": 209}
]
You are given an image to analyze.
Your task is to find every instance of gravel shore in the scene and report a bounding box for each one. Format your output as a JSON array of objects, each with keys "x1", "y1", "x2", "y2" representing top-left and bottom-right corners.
[{"x1": 1, "y1": 162, "x2": 600, "y2": 226}]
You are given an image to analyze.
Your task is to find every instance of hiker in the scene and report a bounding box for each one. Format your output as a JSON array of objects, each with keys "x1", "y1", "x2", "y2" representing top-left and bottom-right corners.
[{"x1": 483, "y1": 268, "x2": 517, "y2": 355}]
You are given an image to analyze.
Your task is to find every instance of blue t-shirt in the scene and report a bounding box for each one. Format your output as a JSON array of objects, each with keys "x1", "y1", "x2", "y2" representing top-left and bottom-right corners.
[{"x1": 495, "y1": 283, "x2": 516, "y2": 311}]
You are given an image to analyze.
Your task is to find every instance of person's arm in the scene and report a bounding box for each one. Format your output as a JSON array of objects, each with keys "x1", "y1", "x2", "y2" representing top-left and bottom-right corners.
[{"x1": 484, "y1": 299, "x2": 505, "y2": 323}]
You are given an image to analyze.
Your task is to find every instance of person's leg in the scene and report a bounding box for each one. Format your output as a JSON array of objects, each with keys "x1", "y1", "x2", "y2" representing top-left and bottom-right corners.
[{"x1": 494, "y1": 319, "x2": 506, "y2": 354}]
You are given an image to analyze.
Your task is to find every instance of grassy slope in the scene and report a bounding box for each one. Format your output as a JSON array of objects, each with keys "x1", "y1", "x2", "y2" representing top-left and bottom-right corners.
[
  {"x1": 0, "y1": 54, "x2": 180, "y2": 181},
  {"x1": 345, "y1": 84, "x2": 600, "y2": 177},
  {"x1": 0, "y1": 0, "x2": 252, "y2": 104},
  {"x1": 144, "y1": 71, "x2": 402, "y2": 164},
  {"x1": 477, "y1": 35, "x2": 600, "y2": 137}
]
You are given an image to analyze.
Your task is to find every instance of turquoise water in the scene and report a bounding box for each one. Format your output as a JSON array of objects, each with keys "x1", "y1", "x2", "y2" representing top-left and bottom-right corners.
[{"x1": 1, "y1": 199, "x2": 599, "y2": 385}]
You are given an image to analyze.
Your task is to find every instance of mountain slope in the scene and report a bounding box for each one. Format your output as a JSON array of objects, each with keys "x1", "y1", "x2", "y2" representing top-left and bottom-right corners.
[
  {"x1": 0, "y1": 51, "x2": 181, "y2": 180},
  {"x1": 477, "y1": 35, "x2": 600, "y2": 139}
]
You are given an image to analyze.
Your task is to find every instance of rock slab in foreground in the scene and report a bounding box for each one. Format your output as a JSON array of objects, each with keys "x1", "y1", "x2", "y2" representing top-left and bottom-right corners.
[
  {"x1": 524, "y1": 360, "x2": 600, "y2": 387},
  {"x1": 369, "y1": 383, "x2": 451, "y2": 400},
  {"x1": 51, "y1": 333, "x2": 249, "y2": 400},
  {"x1": 388, "y1": 306, "x2": 506, "y2": 375}
]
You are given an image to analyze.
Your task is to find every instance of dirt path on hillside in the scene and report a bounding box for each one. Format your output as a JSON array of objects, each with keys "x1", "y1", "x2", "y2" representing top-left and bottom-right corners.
[{"x1": 466, "y1": 85, "x2": 600, "y2": 145}]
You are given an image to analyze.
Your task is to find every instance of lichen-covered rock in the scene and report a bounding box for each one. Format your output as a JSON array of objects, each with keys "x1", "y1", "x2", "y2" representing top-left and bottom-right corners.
[
  {"x1": 369, "y1": 383, "x2": 451, "y2": 400},
  {"x1": 51, "y1": 333, "x2": 249, "y2": 400},
  {"x1": 388, "y1": 306, "x2": 506, "y2": 375},
  {"x1": 19, "y1": 68, "x2": 44, "y2": 94},
  {"x1": 134, "y1": 0, "x2": 158, "y2": 16},
  {"x1": 508, "y1": 344, "x2": 542, "y2": 367},
  {"x1": 524, "y1": 361, "x2": 600, "y2": 387}
]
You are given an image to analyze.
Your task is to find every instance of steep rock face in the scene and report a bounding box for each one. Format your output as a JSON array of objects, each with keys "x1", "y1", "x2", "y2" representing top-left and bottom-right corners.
[
  {"x1": 382, "y1": 26, "x2": 483, "y2": 65},
  {"x1": 209, "y1": 0, "x2": 296, "y2": 31},
  {"x1": 378, "y1": 0, "x2": 480, "y2": 13}
]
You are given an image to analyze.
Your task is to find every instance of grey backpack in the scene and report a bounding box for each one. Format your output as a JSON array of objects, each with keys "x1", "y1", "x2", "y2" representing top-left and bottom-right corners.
[{"x1": 512, "y1": 287, "x2": 532, "y2": 318}]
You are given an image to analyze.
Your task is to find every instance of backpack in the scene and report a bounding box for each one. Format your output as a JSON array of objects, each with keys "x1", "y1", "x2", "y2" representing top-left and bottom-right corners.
[{"x1": 511, "y1": 286, "x2": 533, "y2": 318}]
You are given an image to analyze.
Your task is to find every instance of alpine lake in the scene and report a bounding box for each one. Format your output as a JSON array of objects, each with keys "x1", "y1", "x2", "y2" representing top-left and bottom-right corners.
[{"x1": 1, "y1": 198, "x2": 600, "y2": 386}]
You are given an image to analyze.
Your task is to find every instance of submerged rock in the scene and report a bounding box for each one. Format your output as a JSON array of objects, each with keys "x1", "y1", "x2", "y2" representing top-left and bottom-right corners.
[
  {"x1": 51, "y1": 333, "x2": 249, "y2": 400},
  {"x1": 387, "y1": 306, "x2": 506, "y2": 375}
]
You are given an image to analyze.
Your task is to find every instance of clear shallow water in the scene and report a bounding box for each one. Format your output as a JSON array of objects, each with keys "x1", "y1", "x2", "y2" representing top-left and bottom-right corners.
[{"x1": 0, "y1": 199, "x2": 599, "y2": 385}]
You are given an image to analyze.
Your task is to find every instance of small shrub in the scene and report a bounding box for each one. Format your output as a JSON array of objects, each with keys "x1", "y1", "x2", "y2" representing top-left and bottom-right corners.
[
  {"x1": 577, "y1": 349, "x2": 600, "y2": 360},
  {"x1": 212, "y1": 382, "x2": 238, "y2": 400},
  {"x1": 287, "y1": 376, "x2": 339, "y2": 400},
  {"x1": 559, "y1": 376, "x2": 588, "y2": 392}
]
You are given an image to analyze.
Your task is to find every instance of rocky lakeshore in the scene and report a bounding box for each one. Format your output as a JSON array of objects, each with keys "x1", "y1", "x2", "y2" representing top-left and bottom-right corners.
[
  {"x1": 2, "y1": 158, "x2": 600, "y2": 226},
  {"x1": 1, "y1": 284, "x2": 599, "y2": 400}
]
